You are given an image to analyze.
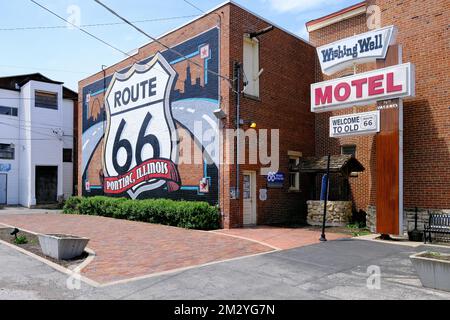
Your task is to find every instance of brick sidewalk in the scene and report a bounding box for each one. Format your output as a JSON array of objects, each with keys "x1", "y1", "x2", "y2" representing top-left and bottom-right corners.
[
  {"x1": 215, "y1": 226, "x2": 350, "y2": 250},
  {"x1": 0, "y1": 214, "x2": 273, "y2": 284}
]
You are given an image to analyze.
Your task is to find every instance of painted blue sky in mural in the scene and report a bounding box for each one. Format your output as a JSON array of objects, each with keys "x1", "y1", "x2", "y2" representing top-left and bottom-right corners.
[{"x1": 0, "y1": 0, "x2": 357, "y2": 91}]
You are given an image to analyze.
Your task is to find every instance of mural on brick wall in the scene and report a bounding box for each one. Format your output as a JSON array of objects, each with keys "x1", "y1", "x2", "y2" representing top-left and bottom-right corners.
[{"x1": 81, "y1": 28, "x2": 219, "y2": 203}]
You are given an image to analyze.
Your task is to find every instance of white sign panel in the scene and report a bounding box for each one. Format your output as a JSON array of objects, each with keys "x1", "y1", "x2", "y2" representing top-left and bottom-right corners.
[
  {"x1": 103, "y1": 53, "x2": 181, "y2": 198},
  {"x1": 317, "y1": 26, "x2": 397, "y2": 75},
  {"x1": 311, "y1": 63, "x2": 415, "y2": 113},
  {"x1": 329, "y1": 110, "x2": 380, "y2": 138}
]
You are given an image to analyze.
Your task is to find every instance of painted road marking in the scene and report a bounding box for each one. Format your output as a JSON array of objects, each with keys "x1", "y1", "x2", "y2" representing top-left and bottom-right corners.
[{"x1": 82, "y1": 139, "x2": 90, "y2": 150}]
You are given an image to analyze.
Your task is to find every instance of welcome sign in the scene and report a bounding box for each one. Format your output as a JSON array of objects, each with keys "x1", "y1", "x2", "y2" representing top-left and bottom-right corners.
[
  {"x1": 311, "y1": 63, "x2": 415, "y2": 113},
  {"x1": 317, "y1": 26, "x2": 397, "y2": 75},
  {"x1": 329, "y1": 110, "x2": 380, "y2": 138}
]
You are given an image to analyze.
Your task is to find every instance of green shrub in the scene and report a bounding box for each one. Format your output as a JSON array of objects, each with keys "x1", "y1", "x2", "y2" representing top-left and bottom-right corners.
[
  {"x1": 62, "y1": 196, "x2": 82, "y2": 214},
  {"x1": 14, "y1": 235, "x2": 28, "y2": 245},
  {"x1": 62, "y1": 196, "x2": 220, "y2": 230}
]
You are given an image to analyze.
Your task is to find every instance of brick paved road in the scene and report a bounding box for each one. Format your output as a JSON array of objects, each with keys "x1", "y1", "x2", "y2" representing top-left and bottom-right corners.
[{"x1": 0, "y1": 213, "x2": 273, "y2": 284}]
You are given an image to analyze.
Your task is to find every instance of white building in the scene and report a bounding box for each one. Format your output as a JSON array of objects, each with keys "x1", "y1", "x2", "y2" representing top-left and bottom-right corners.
[{"x1": 0, "y1": 73, "x2": 77, "y2": 207}]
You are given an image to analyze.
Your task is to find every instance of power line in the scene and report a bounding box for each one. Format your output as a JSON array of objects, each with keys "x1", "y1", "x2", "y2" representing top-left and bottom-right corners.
[
  {"x1": 29, "y1": 0, "x2": 134, "y2": 59},
  {"x1": 3, "y1": 117, "x2": 75, "y2": 131},
  {"x1": 0, "y1": 64, "x2": 91, "y2": 74},
  {"x1": 28, "y1": 0, "x2": 189, "y2": 89},
  {"x1": 182, "y1": 0, "x2": 205, "y2": 14},
  {"x1": 93, "y1": 0, "x2": 232, "y2": 84},
  {"x1": 0, "y1": 121, "x2": 67, "y2": 140},
  {"x1": 0, "y1": 15, "x2": 201, "y2": 31}
]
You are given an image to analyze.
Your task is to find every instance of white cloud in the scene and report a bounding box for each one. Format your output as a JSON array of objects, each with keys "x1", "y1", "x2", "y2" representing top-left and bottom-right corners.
[{"x1": 263, "y1": 0, "x2": 338, "y2": 13}]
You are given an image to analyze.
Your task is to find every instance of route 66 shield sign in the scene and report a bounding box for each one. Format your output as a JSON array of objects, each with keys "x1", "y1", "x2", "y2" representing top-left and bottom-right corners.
[{"x1": 103, "y1": 52, "x2": 180, "y2": 198}]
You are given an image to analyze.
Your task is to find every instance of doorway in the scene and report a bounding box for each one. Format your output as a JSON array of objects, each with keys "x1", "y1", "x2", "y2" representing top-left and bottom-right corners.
[
  {"x1": 0, "y1": 174, "x2": 6, "y2": 205},
  {"x1": 35, "y1": 166, "x2": 58, "y2": 204},
  {"x1": 243, "y1": 171, "x2": 257, "y2": 225}
]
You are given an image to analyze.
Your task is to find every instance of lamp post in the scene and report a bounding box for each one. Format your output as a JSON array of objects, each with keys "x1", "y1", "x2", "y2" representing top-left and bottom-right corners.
[{"x1": 320, "y1": 154, "x2": 331, "y2": 242}]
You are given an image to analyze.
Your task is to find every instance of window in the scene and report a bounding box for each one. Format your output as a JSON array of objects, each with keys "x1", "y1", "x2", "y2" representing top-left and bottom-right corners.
[
  {"x1": 341, "y1": 145, "x2": 356, "y2": 158},
  {"x1": 243, "y1": 36, "x2": 260, "y2": 98},
  {"x1": 0, "y1": 143, "x2": 14, "y2": 160},
  {"x1": 0, "y1": 106, "x2": 18, "y2": 116},
  {"x1": 35, "y1": 91, "x2": 58, "y2": 110},
  {"x1": 63, "y1": 148, "x2": 73, "y2": 162},
  {"x1": 288, "y1": 151, "x2": 302, "y2": 191}
]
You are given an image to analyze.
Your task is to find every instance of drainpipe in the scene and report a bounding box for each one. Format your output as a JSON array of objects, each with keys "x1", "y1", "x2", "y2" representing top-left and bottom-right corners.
[
  {"x1": 101, "y1": 65, "x2": 107, "y2": 194},
  {"x1": 234, "y1": 62, "x2": 241, "y2": 200}
]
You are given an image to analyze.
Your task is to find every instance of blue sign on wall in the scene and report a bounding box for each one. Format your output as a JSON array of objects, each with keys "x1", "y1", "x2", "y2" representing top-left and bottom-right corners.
[
  {"x1": 267, "y1": 172, "x2": 284, "y2": 188},
  {"x1": 0, "y1": 164, "x2": 11, "y2": 172}
]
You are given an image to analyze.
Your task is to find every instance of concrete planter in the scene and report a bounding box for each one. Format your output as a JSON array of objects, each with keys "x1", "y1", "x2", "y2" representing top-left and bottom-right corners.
[
  {"x1": 38, "y1": 234, "x2": 89, "y2": 260},
  {"x1": 410, "y1": 251, "x2": 450, "y2": 292}
]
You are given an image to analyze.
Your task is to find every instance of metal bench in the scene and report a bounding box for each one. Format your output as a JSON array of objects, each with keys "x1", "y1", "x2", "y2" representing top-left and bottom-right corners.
[{"x1": 424, "y1": 214, "x2": 450, "y2": 243}]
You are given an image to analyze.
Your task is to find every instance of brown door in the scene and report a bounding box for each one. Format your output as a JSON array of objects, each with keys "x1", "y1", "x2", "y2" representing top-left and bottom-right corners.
[
  {"x1": 35, "y1": 166, "x2": 58, "y2": 204},
  {"x1": 375, "y1": 44, "x2": 402, "y2": 235}
]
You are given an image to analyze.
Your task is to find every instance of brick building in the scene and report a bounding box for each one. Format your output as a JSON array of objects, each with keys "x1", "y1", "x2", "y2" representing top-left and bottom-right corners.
[
  {"x1": 78, "y1": 0, "x2": 449, "y2": 232},
  {"x1": 307, "y1": 0, "x2": 450, "y2": 233},
  {"x1": 78, "y1": 1, "x2": 316, "y2": 228}
]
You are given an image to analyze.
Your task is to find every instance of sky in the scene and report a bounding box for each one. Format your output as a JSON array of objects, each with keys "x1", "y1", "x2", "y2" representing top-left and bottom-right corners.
[{"x1": 0, "y1": 0, "x2": 358, "y2": 91}]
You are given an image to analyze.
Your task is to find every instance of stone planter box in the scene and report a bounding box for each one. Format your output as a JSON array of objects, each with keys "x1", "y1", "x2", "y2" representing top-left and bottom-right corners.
[
  {"x1": 410, "y1": 251, "x2": 450, "y2": 292},
  {"x1": 38, "y1": 234, "x2": 89, "y2": 260},
  {"x1": 307, "y1": 200, "x2": 352, "y2": 227}
]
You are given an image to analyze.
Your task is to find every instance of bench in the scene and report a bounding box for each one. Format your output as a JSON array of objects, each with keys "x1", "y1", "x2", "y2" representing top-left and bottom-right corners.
[{"x1": 424, "y1": 214, "x2": 450, "y2": 243}]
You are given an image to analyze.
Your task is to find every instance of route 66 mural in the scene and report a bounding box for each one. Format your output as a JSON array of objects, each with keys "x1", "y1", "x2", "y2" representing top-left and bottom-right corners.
[
  {"x1": 81, "y1": 28, "x2": 219, "y2": 203},
  {"x1": 103, "y1": 53, "x2": 180, "y2": 198}
]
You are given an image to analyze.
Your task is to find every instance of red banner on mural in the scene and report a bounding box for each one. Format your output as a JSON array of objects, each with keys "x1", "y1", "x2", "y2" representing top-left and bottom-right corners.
[{"x1": 104, "y1": 158, "x2": 180, "y2": 194}]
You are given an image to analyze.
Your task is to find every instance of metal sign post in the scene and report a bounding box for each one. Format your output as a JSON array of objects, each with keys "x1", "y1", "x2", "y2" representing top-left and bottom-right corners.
[{"x1": 320, "y1": 154, "x2": 331, "y2": 242}]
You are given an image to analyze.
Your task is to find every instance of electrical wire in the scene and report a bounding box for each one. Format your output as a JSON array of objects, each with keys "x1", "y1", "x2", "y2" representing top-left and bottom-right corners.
[
  {"x1": 0, "y1": 121, "x2": 71, "y2": 139},
  {"x1": 0, "y1": 15, "x2": 201, "y2": 31},
  {"x1": 93, "y1": 0, "x2": 232, "y2": 84},
  {"x1": 26, "y1": 0, "x2": 194, "y2": 90}
]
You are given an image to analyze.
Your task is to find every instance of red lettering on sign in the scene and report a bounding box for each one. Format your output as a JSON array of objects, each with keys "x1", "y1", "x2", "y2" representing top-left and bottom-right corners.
[
  {"x1": 368, "y1": 75, "x2": 384, "y2": 95},
  {"x1": 351, "y1": 78, "x2": 368, "y2": 98},
  {"x1": 386, "y1": 72, "x2": 402, "y2": 92},
  {"x1": 334, "y1": 83, "x2": 351, "y2": 101},
  {"x1": 315, "y1": 85, "x2": 333, "y2": 106}
]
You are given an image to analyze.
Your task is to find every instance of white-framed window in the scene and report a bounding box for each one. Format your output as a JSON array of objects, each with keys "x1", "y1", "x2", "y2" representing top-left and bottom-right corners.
[
  {"x1": 243, "y1": 36, "x2": 260, "y2": 98},
  {"x1": 0, "y1": 143, "x2": 14, "y2": 160},
  {"x1": 288, "y1": 151, "x2": 302, "y2": 191},
  {"x1": 341, "y1": 144, "x2": 356, "y2": 158},
  {"x1": 0, "y1": 106, "x2": 18, "y2": 116},
  {"x1": 35, "y1": 90, "x2": 58, "y2": 110}
]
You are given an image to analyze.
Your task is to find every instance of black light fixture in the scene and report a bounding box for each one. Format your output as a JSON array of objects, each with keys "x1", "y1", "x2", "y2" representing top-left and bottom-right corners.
[{"x1": 213, "y1": 108, "x2": 227, "y2": 120}]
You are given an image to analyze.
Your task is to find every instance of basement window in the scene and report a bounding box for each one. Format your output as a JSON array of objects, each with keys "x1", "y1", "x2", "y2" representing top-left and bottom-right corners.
[
  {"x1": 243, "y1": 36, "x2": 260, "y2": 98},
  {"x1": 35, "y1": 91, "x2": 58, "y2": 110}
]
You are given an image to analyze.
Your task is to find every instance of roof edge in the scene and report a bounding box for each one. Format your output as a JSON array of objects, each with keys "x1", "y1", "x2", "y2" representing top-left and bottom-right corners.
[
  {"x1": 306, "y1": 1, "x2": 366, "y2": 32},
  {"x1": 80, "y1": 0, "x2": 314, "y2": 85}
]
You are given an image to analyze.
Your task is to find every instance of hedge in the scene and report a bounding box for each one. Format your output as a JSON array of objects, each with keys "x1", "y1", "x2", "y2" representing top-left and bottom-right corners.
[{"x1": 62, "y1": 196, "x2": 220, "y2": 230}]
